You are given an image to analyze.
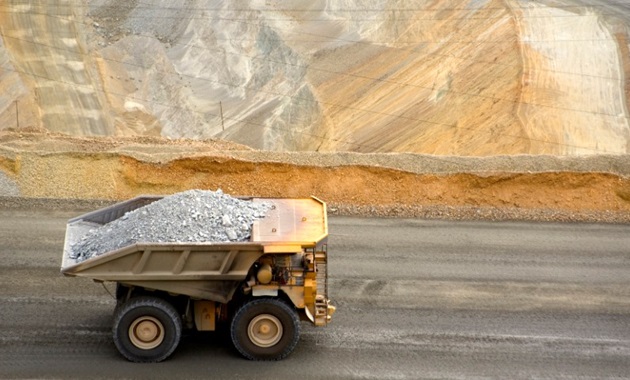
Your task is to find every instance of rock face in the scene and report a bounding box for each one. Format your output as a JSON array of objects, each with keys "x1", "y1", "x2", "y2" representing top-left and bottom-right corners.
[
  {"x1": 70, "y1": 189, "x2": 270, "y2": 262},
  {"x1": 2, "y1": 131, "x2": 630, "y2": 223},
  {"x1": 0, "y1": 0, "x2": 629, "y2": 155}
]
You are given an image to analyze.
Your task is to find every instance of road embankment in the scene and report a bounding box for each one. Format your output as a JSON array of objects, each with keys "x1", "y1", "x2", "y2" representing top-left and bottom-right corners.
[{"x1": 1, "y1": 132, "x2": 629, "y2": 223}]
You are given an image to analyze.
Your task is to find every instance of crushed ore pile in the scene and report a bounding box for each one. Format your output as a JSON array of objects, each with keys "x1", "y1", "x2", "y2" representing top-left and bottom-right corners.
[{"x1": 70, "y1": 189, "x2": 270, "y2": 263}]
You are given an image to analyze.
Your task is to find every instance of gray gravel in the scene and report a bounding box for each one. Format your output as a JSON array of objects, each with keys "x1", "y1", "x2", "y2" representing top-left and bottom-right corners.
[
  {"x1": 70, "y1": 189, "x2": 270, "y2": 262},
  {"x1": 0, "y1": 171, "x2": 19, "y2": 196},
  {"x1": 227, "y1": 152, "x2": 630, "y2": 176},
  {"x1": 327, "y1": 203, "x2": 630, "y2": 224},
  {"x1": 2, "y1": 196, "x2": 629, "y2": 224}
]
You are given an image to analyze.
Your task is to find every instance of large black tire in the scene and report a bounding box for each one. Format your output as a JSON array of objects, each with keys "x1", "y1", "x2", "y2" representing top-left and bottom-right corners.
[
  {"x1": 112, "y1": 296, "x2": 182, "y2": 363},
  {"x1": 230, "y1": 298, "x2": 300, "y2": 361}
]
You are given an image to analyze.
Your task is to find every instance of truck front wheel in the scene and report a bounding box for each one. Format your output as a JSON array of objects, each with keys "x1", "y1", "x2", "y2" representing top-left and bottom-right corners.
[
  {"x1": 112, "y1": 296, "x2": 182, "y2": 363},
  {"x1": 230, "y1": 298, "x2": 300, "y2": 360}
]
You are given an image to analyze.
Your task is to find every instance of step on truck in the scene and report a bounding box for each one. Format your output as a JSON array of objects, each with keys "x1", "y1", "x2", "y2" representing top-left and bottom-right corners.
[{"x1": 61, "y1": 195, "x2": 335, "y2": 362}]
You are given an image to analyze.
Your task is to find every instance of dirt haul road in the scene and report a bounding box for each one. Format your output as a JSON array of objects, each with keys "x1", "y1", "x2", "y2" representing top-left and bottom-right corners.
[{"x1": 0, "y1": 206, "x2": 629, "y2": 378}]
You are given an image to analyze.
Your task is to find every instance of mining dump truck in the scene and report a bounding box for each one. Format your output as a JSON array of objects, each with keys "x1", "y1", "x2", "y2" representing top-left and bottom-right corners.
[{"x1": 61, "y1": 195, "x2": 335, "y2": 362}]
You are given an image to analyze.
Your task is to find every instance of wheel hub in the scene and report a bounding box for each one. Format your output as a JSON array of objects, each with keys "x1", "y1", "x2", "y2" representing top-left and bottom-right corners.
[
  {"x1": 129, "y1": 316, "x2": 165, "y2": 350},
  {"x1": 247, "y1": 314, "x2": 283, "y2": 348}
]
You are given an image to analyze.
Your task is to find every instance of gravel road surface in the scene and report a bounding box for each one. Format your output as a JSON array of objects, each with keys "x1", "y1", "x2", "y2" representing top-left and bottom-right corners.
[{"x1": 1, "y1": 206, "x2": 629, "y2": 379}]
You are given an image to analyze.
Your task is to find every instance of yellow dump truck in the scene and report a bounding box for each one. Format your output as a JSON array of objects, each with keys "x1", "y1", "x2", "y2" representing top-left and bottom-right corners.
[{"x1": 61, "y1": 195, "x2": 334, "y2": 362}]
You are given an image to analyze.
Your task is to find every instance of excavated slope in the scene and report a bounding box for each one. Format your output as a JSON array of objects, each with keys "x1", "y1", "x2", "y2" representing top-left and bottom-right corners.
[
  {"x1": 1, "y1": 131, "x2": 629, "y2": 223},
  {"x1": 1, "y1": 1, "x2": 629, "y2": 154}
]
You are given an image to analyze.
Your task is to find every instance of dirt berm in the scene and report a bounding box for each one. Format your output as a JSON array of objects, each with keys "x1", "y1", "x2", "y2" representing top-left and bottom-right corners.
[{"x1": 1, "y1": 131, "x2": 630, "y2": 223}]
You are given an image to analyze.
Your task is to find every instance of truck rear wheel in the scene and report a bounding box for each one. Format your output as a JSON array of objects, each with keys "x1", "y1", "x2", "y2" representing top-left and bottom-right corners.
[
  {"x1": 112, "y1": 296, "x2": 182, "y2": 363},
  {"x1": 230, "y1": 298, "x2": 300, "y2": 360}
]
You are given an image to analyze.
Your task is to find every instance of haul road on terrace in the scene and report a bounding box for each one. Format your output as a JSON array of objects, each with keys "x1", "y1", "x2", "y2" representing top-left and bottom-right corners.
[{"x1": 1, "y1": 203, "x2": 629, "y2": 378}]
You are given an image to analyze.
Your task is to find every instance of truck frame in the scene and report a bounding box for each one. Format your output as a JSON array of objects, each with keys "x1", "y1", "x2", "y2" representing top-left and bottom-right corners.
[{"x1": 61, "y1": 195, "x2": 335, "y2": 362}]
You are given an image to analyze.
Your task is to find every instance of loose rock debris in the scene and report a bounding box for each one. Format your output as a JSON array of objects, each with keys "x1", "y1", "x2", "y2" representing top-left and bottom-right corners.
[{"x1": 70, "y1": 189, "x2": 270, "y2": 262}]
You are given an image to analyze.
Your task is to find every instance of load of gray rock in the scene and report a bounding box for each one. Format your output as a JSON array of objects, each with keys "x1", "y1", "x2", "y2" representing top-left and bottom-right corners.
[{"x1": 70, "y1": 189, "x2": 270, "y2": 262}]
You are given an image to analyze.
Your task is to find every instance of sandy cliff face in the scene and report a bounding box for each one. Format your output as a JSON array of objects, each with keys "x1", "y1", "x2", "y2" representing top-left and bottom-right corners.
[
  {"x1": 0, "y1": 1, "x2": 114, "y2": 135},
  {"x1": 0, "y1": 0, "x2": 629, "y2": 155},
  {"x1": 513, "y1": 1, "x2": 630, "y2": 154}
]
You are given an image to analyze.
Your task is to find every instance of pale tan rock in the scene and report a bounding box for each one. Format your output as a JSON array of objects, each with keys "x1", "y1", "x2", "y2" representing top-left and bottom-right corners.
[{"x1": 0, "y1": 1, "x2": 629, "y2": 155}]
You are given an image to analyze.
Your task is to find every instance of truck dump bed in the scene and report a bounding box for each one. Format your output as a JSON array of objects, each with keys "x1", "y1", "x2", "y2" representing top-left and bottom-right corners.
[{"x1": 61, "y1": 196, "x2": 327, "y2": 303}]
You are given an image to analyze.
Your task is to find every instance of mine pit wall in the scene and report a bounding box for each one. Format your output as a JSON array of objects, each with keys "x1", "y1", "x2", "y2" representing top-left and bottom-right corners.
[{"x1": 0, "y1": 152, "x2": 629, "y2": 220}]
